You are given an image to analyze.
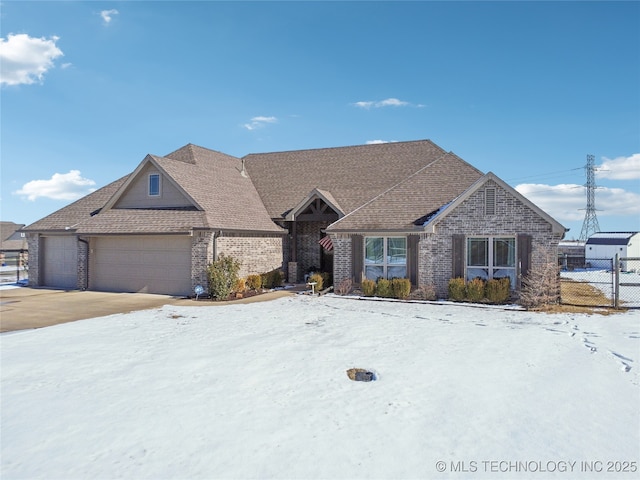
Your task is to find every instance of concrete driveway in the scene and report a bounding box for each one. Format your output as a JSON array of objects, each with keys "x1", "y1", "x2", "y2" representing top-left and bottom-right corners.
[{"x1": 0, "y1": 287, "x2": 296, "y2": 333}]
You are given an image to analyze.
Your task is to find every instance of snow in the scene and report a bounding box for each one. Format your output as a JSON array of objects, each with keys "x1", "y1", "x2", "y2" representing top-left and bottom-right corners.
[{"x1": 2, "y1": 295, "x2": 639, "y2": 479}]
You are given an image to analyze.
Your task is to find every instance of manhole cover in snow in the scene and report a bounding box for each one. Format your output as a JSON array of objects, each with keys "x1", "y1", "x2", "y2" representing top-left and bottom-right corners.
[{"x1": 346, "y1": 368, "x2": 376, "y2": 382}]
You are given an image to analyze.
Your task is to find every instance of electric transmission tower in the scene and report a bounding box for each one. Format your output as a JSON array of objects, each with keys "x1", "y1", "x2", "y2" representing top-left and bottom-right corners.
[{"x1": 578, "y1": 154, "x2": 600, "y2": 241}]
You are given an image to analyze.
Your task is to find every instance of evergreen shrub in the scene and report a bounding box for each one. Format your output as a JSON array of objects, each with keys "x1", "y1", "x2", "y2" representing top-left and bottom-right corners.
[{"x1": 448, "y1": 277, "x2": 466, "y2": 301}]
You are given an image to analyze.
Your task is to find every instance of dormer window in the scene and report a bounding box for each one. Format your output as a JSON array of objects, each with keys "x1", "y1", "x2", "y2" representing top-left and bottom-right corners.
[{"x1": 149, "y1": 174, "x2": 161, "y2": 196}]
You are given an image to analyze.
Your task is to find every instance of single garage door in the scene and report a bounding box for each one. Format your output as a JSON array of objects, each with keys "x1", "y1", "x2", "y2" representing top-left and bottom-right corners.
[
  {"x1": 42, "y1": 236, "x2": 78, "y2": 289},
  {"x1": 91, "y1": 236, "x2": 192, "y2": 296}
]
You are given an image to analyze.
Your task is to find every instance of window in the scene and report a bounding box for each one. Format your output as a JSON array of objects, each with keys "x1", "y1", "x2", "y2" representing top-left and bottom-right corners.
[
  {"x1": 466, "y1": 236, "x2": 515, "y2": 286},
  {"x1": 148, "y1": 174, "x2": 160, "y2": 196},
  {"x1": 365, "y1": 237, "x2": 407, "y2": 280}
]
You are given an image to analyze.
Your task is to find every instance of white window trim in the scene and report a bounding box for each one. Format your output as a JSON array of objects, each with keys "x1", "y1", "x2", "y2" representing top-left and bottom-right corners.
[
  {"x1": 466, "y1": 235, "x2": 516, "y2": 284},
  {"x1": 364, "y1": 236, "x2": 407, "y2": 280},
  {"x1": 148, "y1": 173, "x2": 161, "y2": 197}
]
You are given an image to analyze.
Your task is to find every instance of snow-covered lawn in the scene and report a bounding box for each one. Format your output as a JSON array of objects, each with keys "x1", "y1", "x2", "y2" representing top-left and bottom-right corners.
[{"x1": 2, "y1": 295, "x2": 639, "y2": 479}]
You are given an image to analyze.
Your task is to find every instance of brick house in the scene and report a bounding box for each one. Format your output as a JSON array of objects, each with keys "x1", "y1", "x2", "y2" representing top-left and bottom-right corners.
[{"x1": 23, "y1": 140, "x2": 566, "y2": 297}]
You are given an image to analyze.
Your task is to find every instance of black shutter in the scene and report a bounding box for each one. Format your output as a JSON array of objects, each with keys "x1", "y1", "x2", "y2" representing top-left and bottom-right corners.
[
  {"x1": 452, "y1": 234, "x2": 465, "y2": 278},
  {"x1": 407, "y1": 235, "x2": 419, "y2": 285},
  {"x1": 517, "y1": 234, "x2": 532, "y2": 281},
  {"x1": 352, "y1": 235, "x2": 363, "y2": 284}
]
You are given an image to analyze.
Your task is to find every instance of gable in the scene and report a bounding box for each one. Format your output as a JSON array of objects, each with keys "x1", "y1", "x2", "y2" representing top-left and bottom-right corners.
[
  {"x1": 113, "y1": 162, "x2": 196, "y2": 210},
  {"x1": 426, "y1": 173, "x2": 566, "y2": 236}
]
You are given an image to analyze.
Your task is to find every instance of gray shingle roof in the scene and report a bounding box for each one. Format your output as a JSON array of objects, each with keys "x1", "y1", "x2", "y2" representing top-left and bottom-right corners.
[
  {"x1": 245, "y1": 140, "x2": 484, "y2": 231},
  {"x1": 327, "y1": 151, "x2": 483, "y2": 232},
  {"x1": 24, "y1": 145, "x2": 284, "y2": 235},
  {"x1": 0, "y1": 222, "x2": 27, "y2": 250},
  {"x1": 23, "y1": 176, "x2": 129, "y2": 232}
]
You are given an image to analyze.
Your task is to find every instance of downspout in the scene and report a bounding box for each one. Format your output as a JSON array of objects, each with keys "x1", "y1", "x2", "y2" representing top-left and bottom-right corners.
[
  {"x1": 212, "y1": 230, "x2": 222, "y2": 261},
  {"x1": 78, "y1": 237, "x2": 89, "y2": 290}
]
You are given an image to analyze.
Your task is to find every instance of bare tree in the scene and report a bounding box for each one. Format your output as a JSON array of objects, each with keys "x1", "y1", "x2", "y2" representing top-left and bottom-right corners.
[{"x1": 519, "y1": 250, "x2": 561, "y2": 309}]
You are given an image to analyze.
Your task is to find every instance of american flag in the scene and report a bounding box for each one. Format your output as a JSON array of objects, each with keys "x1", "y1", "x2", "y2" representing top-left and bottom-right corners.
[{"x1": 318, "y1": 236, "x2": 333, "y2": 251}]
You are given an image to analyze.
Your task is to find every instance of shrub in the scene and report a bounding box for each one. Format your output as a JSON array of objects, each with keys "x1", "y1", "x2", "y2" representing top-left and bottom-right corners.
[
  {"x1": 361, "y1": 278, "x2": 376, "y2": 296},
  {"x1": 448, "y1": 277, "x2": 466, "y2": 301},
  {"x1": 391, "y1": 278, "x2": 411, "y2": 299},
  {"x1": 233, "y1": 277, "x2": 247, "y2": 293},
  {"x1": 261, "y1": 269, "x2": 284, "y2": 289},
  {"x1": 411, "y1": 284, "x2": 437, "y2": 301},
  {"x1": 486, "y1": 277, "x2": 510, "y2": 304},
  {"x1": 246, "y1": 274, "x2": 262, "y2": 291},
  {"x1": 335, "y1": 278, "x2": 352, "y2": 295},
  {"x1": 519, "y1": 252, "x2": 561, "y2": 309},
  {"x1": 466, "y1": 277, "x2": 486, "y2": 302},
  {"x1": 320, "y1": 271, "x2": 332, "y2": 288},
  {"x1": 308, "y1": 273, "x2": 324, "y2": 291},
  {"x1": 208, "y1": 254, "x2": 240, "y2": 300},
  {"x1": 376, "y1": 278, "x2": 392, "y2": 298}
]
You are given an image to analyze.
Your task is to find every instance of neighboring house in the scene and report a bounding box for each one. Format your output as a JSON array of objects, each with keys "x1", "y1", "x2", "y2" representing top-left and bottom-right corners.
[
  {"x1": 0, "y1": 221, "x2": 28, "y2": 266},
  {"x1": 585, "y1": 232, "x2": 640, "y2": 271},
  {"x1": 23, "y1": 140, "x2": 566, "y2": 297}
]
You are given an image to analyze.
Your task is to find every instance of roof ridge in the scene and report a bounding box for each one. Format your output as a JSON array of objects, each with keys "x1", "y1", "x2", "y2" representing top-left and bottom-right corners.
[
  {"x1": 328, "y1": 152, "x2": 450, "y2": 228},
  {"x1": 243, "y1": 139, "x2": 440, "y2": 158}
]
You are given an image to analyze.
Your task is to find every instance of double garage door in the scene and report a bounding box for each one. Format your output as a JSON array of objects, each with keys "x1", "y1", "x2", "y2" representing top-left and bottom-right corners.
[{"x1": 90, "y1": 236, "x2": 192, "y2": 296}]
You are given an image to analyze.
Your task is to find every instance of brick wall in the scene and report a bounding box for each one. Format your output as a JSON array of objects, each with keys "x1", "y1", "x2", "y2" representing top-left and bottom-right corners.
[
  {"x1": 332, "y1": 234, "x2": 353, "y2": 287},
  {"x1": 216, "y1": 233, "x2": 284, "y2": 279},
  {"x1": 296, "y1": 221, "x2": 332, "y2": 279},
  {"x1": 26, "y1": 233, "x2": 40, "y2": 286},
  {"x1": 77, "y1": 238, "x2": 88, "y2": 290},
  {"x1": 420, "y1": 180, "x2": 563, "y2": 297},
  {"x1": 191, "y1": 231, "x2": 212, "y2": 292}
]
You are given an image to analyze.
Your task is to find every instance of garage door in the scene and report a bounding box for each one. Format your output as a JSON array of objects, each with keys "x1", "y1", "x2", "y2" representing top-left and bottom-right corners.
[
  {"x1": 91, "y1": 236, "x2": 192, "y2": 296},
  {"x1": 42, "y1": 236, "x2": 78, "y2": 289}
]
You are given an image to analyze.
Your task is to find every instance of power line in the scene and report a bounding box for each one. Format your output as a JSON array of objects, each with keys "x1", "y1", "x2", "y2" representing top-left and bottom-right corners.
[{"x1": 506, "y1": 167, "x2": 583, "y2": 183}]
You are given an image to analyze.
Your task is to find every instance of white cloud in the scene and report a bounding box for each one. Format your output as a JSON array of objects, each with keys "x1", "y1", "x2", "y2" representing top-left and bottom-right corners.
[
  {"x1": 366, "y1": 140, "x2": 397, "y2": 145},
  {"x1": 14, "y1": 170, "x2": 96, "y2": 201},
  {"x1": 0, "y1": 33, "x2": 64, "y2": 86},
  {"x1": 100, "y1": 9, "x2": 119, "y2": 25},
  {"x1": 597, "y1": 153, "x2": 640, "y2": 180},
  {"x1": 243, "y1": 116, "x2": 277, "y2": 131},
  {"x1": 352, "y1": 98, "x2": 413, "y2": 109},
  {"x1": 515, "y1": 183, "x2": 640, "y2": 222}
]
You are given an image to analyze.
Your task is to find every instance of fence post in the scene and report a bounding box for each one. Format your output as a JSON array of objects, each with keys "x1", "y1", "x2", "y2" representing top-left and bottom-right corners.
[{"x1": 614, "y1": 254, "x2": 620, "y2": 309}]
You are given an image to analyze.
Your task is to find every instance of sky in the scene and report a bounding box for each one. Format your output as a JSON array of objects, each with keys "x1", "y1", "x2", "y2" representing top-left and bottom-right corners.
[{"x1": 1, "y1": 0, "x2": 639, "y2": 240}]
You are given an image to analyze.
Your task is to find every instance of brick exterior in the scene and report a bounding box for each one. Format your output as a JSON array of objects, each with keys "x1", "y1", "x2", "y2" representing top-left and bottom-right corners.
[
  {"x1": 420, "y1": 180, "x2": 563, "y2": 297},
  {"x1": 26, "y1": 234, "x2": 40, "y2": 286},
  {"x1": 295, "y1": 221, "x2": 332, "y2": 280},
  {"x1": 332, "y1": 234, "x2": 353, "y2": 287},
  {"x1": 216, "y1": 233, "x2": 284, "y2": 279},
  {"x1": 331, "y1": 180, "x2": 562, "y2": 299},
  {"x1": 191, "y1": 231, "x2": 212, "y2": 292},
  {"x1": 77, "y1": 238, "x2": 89, "y2": 290}
]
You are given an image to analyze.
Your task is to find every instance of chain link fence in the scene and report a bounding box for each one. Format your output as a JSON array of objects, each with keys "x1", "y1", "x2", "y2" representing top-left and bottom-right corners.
[
  {"x1": 0, "y1": 250, "x2": 28, "y2": 286},
  {"x1": 559, "y1": 256, "x2": 640, "y2": 309},
  {"x1": 615, "y1": 257, "x2": 640, "y2": 309},
  {"x1": 560, "y1": 258, "x2": 614, "y2": 308}
]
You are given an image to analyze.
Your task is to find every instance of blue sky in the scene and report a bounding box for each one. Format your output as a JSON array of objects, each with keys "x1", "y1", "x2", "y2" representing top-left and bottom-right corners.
[{"x1": 1, "y1": 0, "x2": 639, "y2": 240}]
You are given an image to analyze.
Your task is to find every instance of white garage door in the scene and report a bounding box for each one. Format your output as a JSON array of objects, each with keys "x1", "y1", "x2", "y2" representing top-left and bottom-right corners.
[
  {"x1": 91, "y1": 236, "x2": 192, "y2": 296},
  {"x1": 42, "y1": 236, "x2": 78, "y2": 289}
]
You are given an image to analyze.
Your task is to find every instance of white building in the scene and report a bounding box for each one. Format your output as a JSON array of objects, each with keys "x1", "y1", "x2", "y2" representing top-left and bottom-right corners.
[{"x1": 585, "y1": 232, "x2": 640, "y2": 270}]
